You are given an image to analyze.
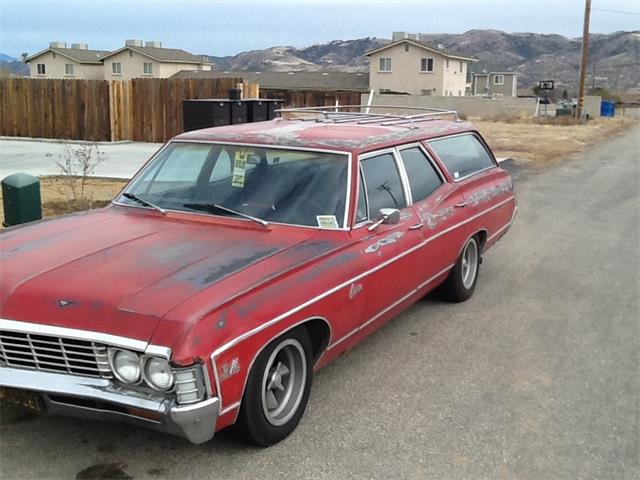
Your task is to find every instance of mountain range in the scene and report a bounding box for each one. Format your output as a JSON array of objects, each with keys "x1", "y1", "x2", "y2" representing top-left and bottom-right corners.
[
  {"x1": 2, "y1": 30, "x2": 638, "y2": 90},
  {"x1": 207, "y1": 30, "x2": 639, "y2": 91}
]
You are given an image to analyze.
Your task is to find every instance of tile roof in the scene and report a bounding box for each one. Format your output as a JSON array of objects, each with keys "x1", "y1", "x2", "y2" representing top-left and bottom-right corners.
[
  {"x1": 101, "y1": 46, "x2": 206, "y2": 64},
  {"x1": 171, "y1": 70, "x2": 370, "y2": 92},
  {"x1": 26, "y1": 48, "x2": 109, "y2": 64},
  {"x1": 365, "y1": 38, "x2": 477, "y2": 62}
]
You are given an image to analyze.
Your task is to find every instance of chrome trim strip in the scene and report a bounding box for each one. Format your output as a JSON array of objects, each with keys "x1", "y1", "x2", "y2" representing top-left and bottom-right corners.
[
  {"x1": 219, "y1": 401, "x2": 242, "y2": 416},
  {"x1": 327, "y1": 263, "x2": 454, "y2": 350},
  {"x1": 211, "y1": 195, "x2": 516, "y2": 360},
  {"x1": 0, "y1": 319, "x2": 148, "y2": 352},
  {"x1": 144, "y1": 344, "x2": 172, "y2": 359}
]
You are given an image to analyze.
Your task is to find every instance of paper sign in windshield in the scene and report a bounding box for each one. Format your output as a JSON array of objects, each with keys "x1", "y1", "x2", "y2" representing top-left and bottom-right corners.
[
  {"x1": 232, "y1": 150, "x2": 251, "y2": 188},
  {"x1": 317, "y1": 215, "x2": 339, "y2": 229}
]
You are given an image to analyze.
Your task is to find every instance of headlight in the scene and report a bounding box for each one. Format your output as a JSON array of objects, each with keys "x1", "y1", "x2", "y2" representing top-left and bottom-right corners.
[
  {"x1": 144, "y1": 357, "x2": 174, "y2": 390},
  {"x1": 111, "y1": 349, "x2": 141, "y2": 384}
]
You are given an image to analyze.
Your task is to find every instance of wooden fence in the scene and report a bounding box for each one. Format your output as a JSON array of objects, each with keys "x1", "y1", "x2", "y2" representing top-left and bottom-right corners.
[
  {"x1": 0, "y1": 78, "x2": 111, "y2": 141},
  {"x1": 0, "y1": 78, "x2": 361, "y2": 143}
]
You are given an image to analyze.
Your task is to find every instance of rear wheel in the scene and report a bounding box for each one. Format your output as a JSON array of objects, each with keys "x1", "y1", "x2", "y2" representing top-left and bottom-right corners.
[
  {"x1": 439, "y1": 236, "x2": 480, "y2": 302},
  {"x1": 235, "y1": 327, "x2": 313, "y2": 446}
]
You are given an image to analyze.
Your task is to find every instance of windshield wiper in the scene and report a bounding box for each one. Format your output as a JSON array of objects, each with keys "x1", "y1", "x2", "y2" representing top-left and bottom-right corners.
[
  {"x1": 122, "y1": 192, "x2": 167, "y2": 215},
  {"x1": 182, "y1": 203, "x2": 268, "y2": 227}
]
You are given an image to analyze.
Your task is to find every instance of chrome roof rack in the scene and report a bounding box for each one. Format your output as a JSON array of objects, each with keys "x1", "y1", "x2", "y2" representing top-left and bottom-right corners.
[{"x1": 275, "y1": 104, "x2": 461, "y2": 129}]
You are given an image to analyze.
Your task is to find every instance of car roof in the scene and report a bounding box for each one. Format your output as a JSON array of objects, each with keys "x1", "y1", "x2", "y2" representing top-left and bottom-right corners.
[{"x1": 174, "y1": 118, "x2": 475, "y2": 153}]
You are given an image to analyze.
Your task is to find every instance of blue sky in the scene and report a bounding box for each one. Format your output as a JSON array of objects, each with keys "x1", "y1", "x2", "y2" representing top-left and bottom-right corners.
[{"x1": 1, "y1": 0, "x2": 638, "y2": 58}]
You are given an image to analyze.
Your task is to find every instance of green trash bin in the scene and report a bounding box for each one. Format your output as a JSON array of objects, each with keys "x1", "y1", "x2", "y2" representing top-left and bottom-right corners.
[{"x1": 2, "y1": 173, "x2": 42, "y2": 227}]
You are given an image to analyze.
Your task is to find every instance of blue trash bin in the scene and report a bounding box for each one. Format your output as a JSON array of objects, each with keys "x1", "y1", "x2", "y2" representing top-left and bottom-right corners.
[{"x1": 600, "y1": 100, "x2": 615, "y2": 118}]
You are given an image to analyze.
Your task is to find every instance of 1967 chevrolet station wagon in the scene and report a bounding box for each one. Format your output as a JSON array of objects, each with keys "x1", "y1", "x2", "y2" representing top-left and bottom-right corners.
[{"x1": 0, "y1": 106, "x2": 517, "y2": 446}]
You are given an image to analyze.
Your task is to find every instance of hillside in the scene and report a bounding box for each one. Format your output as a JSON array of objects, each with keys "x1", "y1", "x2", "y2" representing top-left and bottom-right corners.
[{"x1": 208, "y1": 30, "x2": 639, "y2": 90}]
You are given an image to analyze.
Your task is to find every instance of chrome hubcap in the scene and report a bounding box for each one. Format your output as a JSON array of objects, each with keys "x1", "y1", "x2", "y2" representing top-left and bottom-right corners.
[
  {"x1": 461, "y1": 238, "x2": 478, "y2": 289},
  {"x1": 261, "y1": 339, "x2": 306, "y2": 426}
]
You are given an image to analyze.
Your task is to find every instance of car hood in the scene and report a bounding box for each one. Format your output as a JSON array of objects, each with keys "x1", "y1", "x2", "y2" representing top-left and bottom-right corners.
[{"x1": 0, "y1": 207, "x2": 322, "y2": 344}]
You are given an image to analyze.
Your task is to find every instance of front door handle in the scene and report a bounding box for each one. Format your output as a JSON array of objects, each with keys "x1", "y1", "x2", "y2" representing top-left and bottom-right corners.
[{"x1": 409, "y1": 223, "x2": 424, "y2": 230}]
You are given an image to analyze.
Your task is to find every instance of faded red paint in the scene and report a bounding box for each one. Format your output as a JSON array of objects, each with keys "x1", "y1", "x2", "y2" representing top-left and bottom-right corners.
[{"x1": 0, "y1": 117, "x2": 516, "y2": 434}]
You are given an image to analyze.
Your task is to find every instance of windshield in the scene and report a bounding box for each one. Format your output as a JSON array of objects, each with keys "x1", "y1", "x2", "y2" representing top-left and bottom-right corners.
[{"x1": 117, "y1": 142, "x2": 350, "y2": 228}]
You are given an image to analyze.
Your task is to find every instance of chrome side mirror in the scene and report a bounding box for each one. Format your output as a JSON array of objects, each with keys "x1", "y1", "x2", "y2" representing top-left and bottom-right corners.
[{"x1": 367, "y1": 208, "x2": 400, "y2": 231}]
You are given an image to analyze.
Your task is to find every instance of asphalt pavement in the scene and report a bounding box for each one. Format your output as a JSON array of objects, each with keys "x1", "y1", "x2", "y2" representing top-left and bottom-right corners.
[{"x1": 1, "y1": 123, "x2": 638, "y2": 479}]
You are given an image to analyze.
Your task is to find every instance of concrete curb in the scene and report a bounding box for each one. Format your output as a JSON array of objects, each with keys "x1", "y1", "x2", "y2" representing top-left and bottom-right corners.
[{"x1": 0, "y1": 136, "x2": 135, "y2": 146}]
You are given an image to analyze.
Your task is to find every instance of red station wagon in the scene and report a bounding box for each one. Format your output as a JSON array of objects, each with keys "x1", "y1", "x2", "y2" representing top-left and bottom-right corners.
[{"x1": 0, "y1": 107, "x2": 517, "y2": 446}]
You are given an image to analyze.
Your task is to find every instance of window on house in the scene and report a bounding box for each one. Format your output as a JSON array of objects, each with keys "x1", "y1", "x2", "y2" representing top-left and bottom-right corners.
[
  {"x1": 143, "y1": 62, "x2": 153, "y2": 75},
  {"x1": 36, "y1": 64, "x2": 46, "y2": 75},
  {"x1": 459, "y1": 61, "x2": 463, "y2": 70},
  {"x1": 404, "y1": 44, "x2": 409, "y2": 52},
  {"x1": 64, "y1": 64, "x2": 74, "y2": 76},
  {"x1": 112, "y1": 62, "x2": 122, "y2": 75},
  {"x1": 421, "y1": 89, "x2": 432, "y2": 96},
  {"x1": 493, "y1": 74, "x2": 505, "y2": 85},
  {"x1": 379, "y1": 57, "x2": 392, "y2": 72},
  {"x1": 420, "y1": 58, "x2": 434, "y2": 72},
  {"x1": 446, "y1": 59, "x2": 450, "y2": 68}
]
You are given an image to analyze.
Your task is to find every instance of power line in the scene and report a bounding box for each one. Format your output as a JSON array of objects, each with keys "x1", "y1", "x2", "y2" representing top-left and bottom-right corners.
[{"x1": 592, "y1": 7, "x2": 640, "y2": 16}]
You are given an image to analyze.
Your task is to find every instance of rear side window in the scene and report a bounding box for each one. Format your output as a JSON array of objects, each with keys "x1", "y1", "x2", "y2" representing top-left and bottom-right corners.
[
  {"x1": 428, "y1": 134, "x2": 495, "y2": 180},
  {"x1": 398, "y1": 147, "x2": 442, "y2": 202},
  {"x1": 360, "y1": 153, "x2": 407, "y2": 216}
]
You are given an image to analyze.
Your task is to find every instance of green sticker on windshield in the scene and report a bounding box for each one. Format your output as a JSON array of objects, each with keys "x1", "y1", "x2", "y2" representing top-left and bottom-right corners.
[{"x1": 232, "y1": 150, "x2": 251, "y2": 188}]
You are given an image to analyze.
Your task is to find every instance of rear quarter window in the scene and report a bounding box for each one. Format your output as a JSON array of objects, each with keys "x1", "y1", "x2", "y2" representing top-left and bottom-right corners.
[{"x1": 428, "y1": 134, "x2": 495, "y2": 180}]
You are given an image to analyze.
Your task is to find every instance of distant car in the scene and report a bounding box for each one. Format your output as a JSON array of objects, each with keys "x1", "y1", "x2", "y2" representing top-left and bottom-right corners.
[
  {"x1": 538, "y1": 97, "x2": 551, "y2": 105},
  {"x1": 0, "y1": 106, "x2": 517, "y2": 446}
]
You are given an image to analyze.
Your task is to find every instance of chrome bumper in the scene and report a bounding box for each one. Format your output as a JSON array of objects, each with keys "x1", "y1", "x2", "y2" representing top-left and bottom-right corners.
[{"x1": 0, "y1": 366, "x2": 219, "y2": 444}]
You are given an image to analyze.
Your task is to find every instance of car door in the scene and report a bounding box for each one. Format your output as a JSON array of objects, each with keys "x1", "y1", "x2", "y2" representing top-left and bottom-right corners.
[
  {"x1": 396, "y1": 143, "x2": 468, "y2": 286},
  {"x1": 350, "y1": 149, "x2": 425, "y2": 326},
  {"x1": 427, "y1": 133, "x2": 514, "y2": 239}
]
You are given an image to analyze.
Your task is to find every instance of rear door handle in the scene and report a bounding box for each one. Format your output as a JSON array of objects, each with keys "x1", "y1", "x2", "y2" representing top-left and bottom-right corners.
[
  {"x1": 409, "y1": 223, "x2": 424, "y2": 230},
  {"x1": 454, "y1": 201, "x2": 468, "y2": 208}
]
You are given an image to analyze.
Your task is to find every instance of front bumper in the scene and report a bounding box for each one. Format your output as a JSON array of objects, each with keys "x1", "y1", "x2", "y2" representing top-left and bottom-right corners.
[{"x1": 0, "y1": 366, "x2": 219, "y2": 444}]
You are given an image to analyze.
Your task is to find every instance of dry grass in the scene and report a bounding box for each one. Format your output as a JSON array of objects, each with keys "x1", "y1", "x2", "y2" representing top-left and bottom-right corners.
[{"x1": 473, "y1": 116, "x2": 635, "y2": 165}]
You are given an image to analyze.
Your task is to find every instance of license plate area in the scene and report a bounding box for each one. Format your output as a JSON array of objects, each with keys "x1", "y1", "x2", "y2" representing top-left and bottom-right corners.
[{"x1": 0, "y1": 387, "x2": 46, "y2": 414}]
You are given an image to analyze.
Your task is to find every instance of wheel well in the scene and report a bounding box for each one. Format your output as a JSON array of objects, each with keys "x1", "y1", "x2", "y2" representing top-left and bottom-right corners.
[
  {"x1": 299, "y1": 318, "x2": 331, "y2": 364},
  {"x1": 475, "y1": 230, "x2": 488, "y2": 253}
]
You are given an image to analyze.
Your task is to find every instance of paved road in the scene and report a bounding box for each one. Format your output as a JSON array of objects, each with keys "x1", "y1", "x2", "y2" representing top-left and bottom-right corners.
[
  {"x1": 1, "y1": 124, "x2": 638, "y2": 479},
  {"x1": 0, "y1": 139, "x2": 160, "y2": 179}
]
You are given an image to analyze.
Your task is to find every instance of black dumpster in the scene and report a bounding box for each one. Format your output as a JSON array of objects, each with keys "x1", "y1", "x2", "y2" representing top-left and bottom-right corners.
[
  {"x1": 230, "y1": 101, "x2": 248, "y2": 124},
  {"x1": 183, "y1": 100, "x2": 231, "y2": 132}
]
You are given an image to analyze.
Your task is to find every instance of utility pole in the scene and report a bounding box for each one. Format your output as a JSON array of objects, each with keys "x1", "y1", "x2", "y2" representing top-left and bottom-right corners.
[{"x1": 576, "y1": 0, "x2": 592, "y2": 119}]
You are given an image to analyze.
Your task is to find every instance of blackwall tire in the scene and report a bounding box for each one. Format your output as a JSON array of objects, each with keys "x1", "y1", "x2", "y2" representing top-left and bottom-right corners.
[{"x1": 234, "y1": 327, "x2": 313, "y2": 447}]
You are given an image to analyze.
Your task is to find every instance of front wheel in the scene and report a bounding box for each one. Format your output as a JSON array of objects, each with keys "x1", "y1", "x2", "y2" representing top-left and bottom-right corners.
[
  {"x1": 234, "y1": 327, "x2": 313, "y2": 446},
  {"x1": 439, "y1": 236, "x2": 480, "y2": 302}
]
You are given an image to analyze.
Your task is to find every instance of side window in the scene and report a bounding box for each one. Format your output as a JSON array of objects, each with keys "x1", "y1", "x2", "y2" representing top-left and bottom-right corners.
[
  {"x1": 360, "y1": 153, "x2": 407, "y2": 216},
  {"x1": 398, "y1": 147, "x2": 442, "y2": 202},
  {"x1": 428, "y1": 134, "x2": 495, "y2": 180},
  {"x1": 355, "y1": 170, "x2": 368, "y2": 223}
]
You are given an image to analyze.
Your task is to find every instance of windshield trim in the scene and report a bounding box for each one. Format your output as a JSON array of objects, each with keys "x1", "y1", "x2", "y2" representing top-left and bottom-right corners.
[{"x1": 113, "y1": 140, "x2": 353, "y2": 231}]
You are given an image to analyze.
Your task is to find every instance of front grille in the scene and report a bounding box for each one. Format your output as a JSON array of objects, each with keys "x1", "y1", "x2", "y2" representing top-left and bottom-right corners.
[{"x1": 0, "y1": 330, "x2": 112, "y2": 379}]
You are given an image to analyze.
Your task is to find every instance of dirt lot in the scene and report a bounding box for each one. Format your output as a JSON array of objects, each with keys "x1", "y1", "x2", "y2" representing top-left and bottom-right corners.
[
  {"x1": 474, "y1": 116, "x2": 634, "y2": 165},
  {"x1": 0, "y1": 116, "x2": 634, "y2": 225}
]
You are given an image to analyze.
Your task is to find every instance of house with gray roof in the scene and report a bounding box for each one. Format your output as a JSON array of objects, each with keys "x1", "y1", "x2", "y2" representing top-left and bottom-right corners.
[
  {"x1": 25, "y1": 40, "x2": 211, "y2": 80},
  {"x1": 25, "y1": 42, "x2": 109, "y2": 80},
  {"x1": 100, "y1": 40, "x2": 211, "y2": 80},
  {"x1": 365, "y1": 32, "x2": 477, "y2": 96}
]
